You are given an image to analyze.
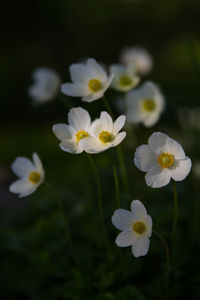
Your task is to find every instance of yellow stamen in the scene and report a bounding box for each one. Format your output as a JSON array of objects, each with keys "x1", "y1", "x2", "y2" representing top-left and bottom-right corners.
[
  {"x1": 133, "y1": 221, "x2": 146, "y2": 234},
  {"x1": 88, "y1": 79, "x2": 102, "y2": 92},
  {"x1": 143, "y1": 99, "x2": 156, "y2": 112},
  {"x1": 29, "y1": 172, "x2": 41, "y2": 184},
  {"x1": 158, "y1": 153, "x2": 174, "y2": 168},
  {"x1": 99, "y1": 131, "x2": 113, "y2": 143},
  {"x1": 119, "y1": 75, "x2": 132, "y2": 87},
  {"x1": 76, "y1": 130, "x2": 89, "y2": 142}
]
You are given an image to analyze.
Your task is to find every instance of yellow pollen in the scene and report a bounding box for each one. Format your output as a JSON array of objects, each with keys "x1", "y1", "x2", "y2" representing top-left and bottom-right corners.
[
  {"x1": 143, "y1": 99, "x2": 156, "y2": 112},
  {"x1": 76, "y1": 130, "x2": 89, "y2": 142},
  {"x1": 119, "y1": 75, "x2": 132, "y2": 87},
  {"x1": 29, "y1": 172, "x2": 41, "y2": 184},
  {"x1": 99, "y1": 131, "x2": 113, "y2": 143},
  {"x1": 88, "y1": 79, "x2": 102, "y2": 92},
  {"x1": 158, "y1": 153, "x2": 174, "y2": 168},
  {"x1": 133, "y1": 221, "x2": 146, "y2": 234}
]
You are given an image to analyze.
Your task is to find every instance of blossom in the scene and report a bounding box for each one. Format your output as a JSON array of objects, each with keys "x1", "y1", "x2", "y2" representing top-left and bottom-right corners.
[
  {"x1": 112, "y1": 200, "x2": 152, "y2": 258},
  {"x1": 119, "y1": 47, "x2": 153, "y2": 75},
  {"x1": 126, "y1": 81, "x2": 165, "y2": 127},
  {"x1": 109, "y1": 63, "x2": 140, "y2": 92},
  {"x1": 80, "y1": 111, "x2": 126, "y2": 153},
  {"x1": 28, "y1": 68, "x2": 61, "y2": 104},
  {"x1": 9, "y1": 153, "x2": 44, "y2": 197},
  {"x1": 134, "y1": 132, "x2": 192, "y2": 188},
  {"x1": 61, "y1": 58, "x2": 113, "y2": 103},
  {"x1": 53, "y1": 107, "x2": 93, "y2": 154}
]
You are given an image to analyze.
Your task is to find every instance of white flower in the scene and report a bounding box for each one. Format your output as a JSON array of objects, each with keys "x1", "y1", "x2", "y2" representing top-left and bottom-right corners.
[
  {"x1": 126, "y1": 81, "x2": 165, "y2": 127},
  {"x1": 112, "y1": 200, "x2": 152, "y2": 258},
  {"x1": 80, "y1": 111, "x2": 126, "y2": 154},
  {"x1": 9, "y1": 153, "x2": 44, "y2": 197},
  {"x1": 53, "y1": 107, "x2": 93, "y2": 154},
  {"x1": 109, "y1": 64, "x2": 140, "y2": 92},
  {"x1": 28, "y1": 68, "x2": 61, "y2": 104},
  {"x1": 61, "y1": 58, "x2": 113, "y2": 103},
  {"x1": 120, "y1": 47, "x2": 153, "y2": 75},
  {"x1": 134, "y1": 132, "x2": 192, "y2": 188}
]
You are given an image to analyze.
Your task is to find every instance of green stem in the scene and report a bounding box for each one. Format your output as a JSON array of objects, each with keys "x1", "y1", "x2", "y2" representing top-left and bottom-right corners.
[
  {"x1": 102, "y1": 96, "x2": 114, "y2": 118},
  {"x1": 153, "y1": 230, "x2": 170, "y2": 291},
  {"x1": 116, "y1": 145, "x2": 131, "y2": 199},
  {"x1": 86, "y1": 154, "x2": 110, "y2": 250},
  {"x1": 172, "y1": 180, "x2": 178, "y2": 257},
  {"x1": 111, "y1": 150, "x2": 120, "y2": 208}
]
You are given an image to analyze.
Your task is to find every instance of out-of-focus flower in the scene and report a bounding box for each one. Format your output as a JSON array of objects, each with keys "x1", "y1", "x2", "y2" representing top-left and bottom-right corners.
[
  {"x1": 109, "y1": 63, "x2": 140, "y2": 92},
  {"x1": 134, "y1": 132, "x2": 192, "y2": 188},
  {"x1": 61, "y1": 58, "x2": 113, "y2": 103},
  {"x1": 112, "y1": 200, "x2": 152, "y2": 258},
  {"x1": 126, "y1": 81, "x2": 165, "y2": 127},
  {"x1": 120, "y1": 47, "x2": 153, "y2": 75},
  {"x1": 53, "y1": 107, "x2": 93, "y2": 154},
  {"x1": 80, "y1": 112, "x2": 126, "y2": 153},
  {"x1": 9, "y1": 153, "x2": 44, "y2": 197},
  {"x1": 28, "y1": 68, "x2": 61, "y2": 104}
]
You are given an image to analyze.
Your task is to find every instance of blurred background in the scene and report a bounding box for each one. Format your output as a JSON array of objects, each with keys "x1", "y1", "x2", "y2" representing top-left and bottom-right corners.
[{"x1": 1, "y1": 0, "x2": 200, "y2": 299}]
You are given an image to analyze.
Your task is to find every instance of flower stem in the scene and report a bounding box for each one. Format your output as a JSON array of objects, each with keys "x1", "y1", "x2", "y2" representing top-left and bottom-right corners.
[
  {"x1": 153, "y1": 230, "x2": 170, "y2": 291},
  {"x1": 102, "y1": 96, "x2": 114, "y2": 118},
  {"x1": 172, "y1": 180, "x2": 178, "y2": 258},
  {"x1": 116, "y1": 145, "x2": 131, "y2": 200},
  {"x1": 86, "y1": 154, "x2": 110, "y2": 250},
  {"x1": 111, "y1": 150, "x2": 120, "y2": 208}
]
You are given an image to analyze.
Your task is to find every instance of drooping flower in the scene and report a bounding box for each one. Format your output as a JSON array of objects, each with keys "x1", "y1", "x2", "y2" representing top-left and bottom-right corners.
[
  {"x1": 109, "y1": 63, "x2": 140, "y2": 92},
  {"x1": 112, "y1": 200, "x2": 152, "y2": 258},
  {"x1": 53, "y1": 107, "x2": 93, "y2": 154},
  {"x1": 28, "y1": 68, "x2": 61, "y2": 104},
  {"x1": 61, "y1": 58, "x2": 113, "y2": 103},
  {"x1": 80, "y1": 111, "x2": 126, "y2": 154},
  {"x1": 9, "y1": 153, "x2": 44, "y2": 197},
  {"x1": 119, "y1": 47, "x2": 153, "y2": 75},
  {"x1": 134, "y1": 132, "x2": 192, "y2": 188},
  {"x1": 126, "y1": 81, "x2": 165, "y2": 127}
]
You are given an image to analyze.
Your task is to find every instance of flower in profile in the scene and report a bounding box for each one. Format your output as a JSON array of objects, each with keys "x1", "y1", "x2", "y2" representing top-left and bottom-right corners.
[
  {"x1": 53, "y1": 107, "x2": 93, "y2": 154},
  {"x1": 119, "y1": 47, "x2": 153, "y2": 75},
  {"x1": 9, "y1": 153, "x2": 44, "y2": 197},
  {"x1": 134, "y1": 132, "x2": 192, "y2": 188},
  {"x1": 28, "y1": 68, "x2": 61, "y2": 104},
  {"x1": 80, "y1": 111, "x2": 126, "y2": 153},
  {"x1": 109, "y1": 63, "x2": 140, "y2": 92},
  {"x1": 112, "y1": 200, "x2": 152, "y2": 257},
  {"x1": 61, "y1": 58, "x2": 113, "y2": 103},
  {"x1": 126, "y1": 81, "x2": 165, "y2": 127}
]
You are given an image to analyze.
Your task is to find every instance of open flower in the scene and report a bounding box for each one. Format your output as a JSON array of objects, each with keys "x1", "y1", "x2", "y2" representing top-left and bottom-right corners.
[
  {"x1": 119, "y1": 47, "x2": 153, "y2": 75},
  {"x1": 109, "y1": 64, "x2": 140, "y2": 92},
  {"x1": 53, "y1": 107, "x2": 93, "y2": 154},
  {"x1": 80, "y1": 112, "x2": 126, "y2": 153},
  {"x1": 112, "y1": 200, "x2": 152, "y2": 257},
  {"x1": 126, "y1": 81, "x2": 165, "y2": 127},
  {"x1": 134, "y1": 132, "x2": 192, "y2": 188},
  {"x1": 28, "y1": 68, "x2": 61, "y2": 104},
  {"x1": 61, "y1": 58, "x2": 113, "y2": 102},
  {"x1": 9, "y1": 153, "x2": 44, "y2": 197}
]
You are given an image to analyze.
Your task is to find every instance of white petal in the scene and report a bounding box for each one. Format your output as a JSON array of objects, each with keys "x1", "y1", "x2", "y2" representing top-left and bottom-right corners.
[
  {"x1": 148, "y1": 132, "x2": 169, "y2": 155},
  {"x1": 145, "y1": 165, "x2": 171, "y2": 188},
  {"x1": 32, "y1": 153, "x2": 44, "y2": 174},
  {"x1": 102, "y1": 73, "x2": 114, "y2": 92},
  {"x1": 113, "y1": 115, "x2": 126, "y2": 134},
  {"x1": 68, "y1": 107, "x2": 91, "y2": 131},
  {"x1": 134, "y1": 145, "x2": 157, "y2": 172},
  {"x1": 132, "y1": 238, "x2": 150, "y2": 257},
  {"x1": 82, "y1": 91, "x2": 104, "y2": 102},
  {"x1": 59, "y1": 141, "x2": 82, "y2": 154},
  {"x1": 86, "y1": 58, "x2": 107, "y2": 81},
  {"x1": 9, "y1": 179, "x2": 33, "y2": 195},
  {"x1": 69, "y1": 63, "x2": 92, "y2": 83},
  {"x1": 19, "y1": 185, "x2": 39, "y2": 198},
  {"x1": 164, "y1": 137, "x2": 186, "y2": 159},
  {"x1": 111, "y1": 132, "x2": 126, "y2": 147},
  {"x1": 126, "y1": 91, "x2": 146, "y2": 123},
  {"x1": 61, "y1": 83, "x2": 89, "y2": 97},
  {"x1": 11, "y1": 157, "x2": 34, "y2": 178},
  {"x1": 89, "y1": 119, "x2": 103, "y2": 136},
  {"x1": 131, "y1": 200, "x2": 147, "y2": 218},
  {"x1": 143, "y1": 111, "x2": 161, "y2": 127},
  {"x1": 111, "y1": 209, "x2": 134, "y2": 230},
  {"x1": 171, "y1": 157, "x2": 192, "y2": 181},
  {"x1": 53, "y1": 124, "x2": 75, "y2": 141},
  {"x1": 115, "y1": 230, "x2": 137, "y2": 247},
  {"x1": 145, "y1": 215, "x2": 153, "y2": 237},
  {"x1": 80, "y1": 137, "x2": 110, "y2": 154},
  {"x1": 100, "y1": 111, "x2": 113, "y2": 132}
]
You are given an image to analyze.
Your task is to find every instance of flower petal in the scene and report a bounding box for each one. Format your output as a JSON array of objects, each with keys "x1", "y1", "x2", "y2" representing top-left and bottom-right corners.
[
  {"x1": 145, "y1": 165, "x2": 171, "y2": 188},
  {"x1": 9, "y1": 179, "x2": 33, "y2": 195},
  {"x1": 134, "y1": 145, "x2": 157, "y2": 172},
  {"x1": 80, "y1": 137, "x2": 110, "y2": 154},
  {"x1": 143, "y1": 111, "x2": 161, "y2": 127},
  {"x1": 131, "y1": 200, "x2": 147, "y2": 218},
  {"x1": 113, "y1": 115, "x2": 126, "y2": 134},
  {"x1": 61, "y1": 83, "x2": 89, "y2": 97},
  {"x1": 111, "y1": 132, "x2": 126, "y2": 147},
  {"x1": 11, "y1": 157, "x2": 34, "y2": 178},
  {"x1": 59, "y1": 141, "x2": 82, "y2": 154},
  {"x1": 171, "y1": 157, "x2": 192, "y2": 181},
  {"x1": 69, "y1": 63, "x2": 92, "y2": 83},
  {"x1": 32, "y1": 153, "x2": 44, "y2": 174},
  {"x1": 148, "y1": 132, "x2": 168, "y2": 155},
  {"x1": 53, "y1": 124, "x2": 75, "y2": 141},
  {"x1": 68, "y1": 107, "x2": 91, "y2": 131},
  {"x1": 164, "y1": 137, "x2": 186, "y2": 159},
  {"x1": 86, "y1": 58, "x2": 107, "y2": 81},
  {"x1": 132, "y1": 238, "x2": 150, "y2": 257},
  {"x1": 111, "y1": 209, "x2": 134, "y2": 230},
  {"x1": 100, "y1": 111, "x2": 113, "y2": 132},
  {"x1": 82, "y1": 91, "x2": 104, "y2": 102},
  {"x1": 115, "y1": 230, "x2": 137, "y2": 247}
]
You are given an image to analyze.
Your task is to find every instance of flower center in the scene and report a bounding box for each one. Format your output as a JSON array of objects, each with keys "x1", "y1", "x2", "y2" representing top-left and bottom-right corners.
[
  {"x1": 133, "y1": 221, "x2": 146, "y2": 234},
  {"x1": 88, "y1": 79, "x2": 102, "y2": 92},
  {"x1": 99, "y1": 131, "x2": 113, "y2": 143},
  {"x1": 29, "y1": 172, "x2": 41, "y2": 184},
  {"x1": 158, "y1": 153, "x2": 174, "y2": 168},
  {"x1": 119, "y1": 75, "x2": 132, "y2": 87},
  {"x1": 143, "y1": 99, "x2": 156, "y2": 112},
  {"x1": 76, "y1": 130, "x2": 89, "y2": 142}
]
